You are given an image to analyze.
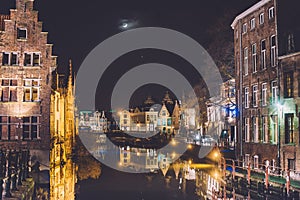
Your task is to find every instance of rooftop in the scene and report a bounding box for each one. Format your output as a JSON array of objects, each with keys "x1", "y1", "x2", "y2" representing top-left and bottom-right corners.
[{"x1": 231, "y1": 0, "x2": 271, "y2": 29}]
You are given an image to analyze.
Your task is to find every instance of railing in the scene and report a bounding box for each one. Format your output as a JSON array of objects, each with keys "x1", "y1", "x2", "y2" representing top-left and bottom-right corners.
[{"x1": 218, "y1": 158, "x2": 300, "y2": 193}]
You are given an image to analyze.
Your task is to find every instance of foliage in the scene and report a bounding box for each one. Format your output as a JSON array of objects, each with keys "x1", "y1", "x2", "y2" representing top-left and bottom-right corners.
[
  {"x1": 76, "y1": 136, "x2": 102, "y2": 180},
  {"x1": 206, "y1": 11, "x2": 236, "y2": 81}
]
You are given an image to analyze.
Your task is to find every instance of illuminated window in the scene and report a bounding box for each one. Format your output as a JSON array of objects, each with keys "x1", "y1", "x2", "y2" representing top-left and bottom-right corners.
[
  {"x1": 271, "y1": 81, "x2": 278, "y2": 103},
  {"x1": 23, "y1": 79, "x2": 40, "y2": 102},
  {"x1": 285, "y1": 113, "x2": 294, "y2": 144},
  {"x1": 284, "y1": 72, "x2": 293, "y2": 98},
  {"x1": 33, "y1": 53, "x2": 40, "y2": 66}
]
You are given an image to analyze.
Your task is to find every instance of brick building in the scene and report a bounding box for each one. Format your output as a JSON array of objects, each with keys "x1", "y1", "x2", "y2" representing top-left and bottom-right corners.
[
  {"x1": 232, "y1": 0, "x2": 300, "y2": 172},
  {"x1": 0, "y1": 0, "x2": 57, "y2": 166}
]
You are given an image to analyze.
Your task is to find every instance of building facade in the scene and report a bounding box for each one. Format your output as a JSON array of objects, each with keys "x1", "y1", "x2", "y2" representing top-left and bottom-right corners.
[
  {"x1": 119, "y1": 93, "x2": 180, "y2": 134},
  {"x1": 0, "y1": 0, "x2": 56, "y2": 166},
  {"x1": 206, "y1": 79, "x2": 236, "y2": 146},
  {"x1": 232, "y1": 0, "x2": 300, "y2": 172},
  {"x1": 50, "y1": 61, "x2": 77, "y2": 200},
  {"x1": 79, "y1": 110, "x2": 108, "y2": 132}
]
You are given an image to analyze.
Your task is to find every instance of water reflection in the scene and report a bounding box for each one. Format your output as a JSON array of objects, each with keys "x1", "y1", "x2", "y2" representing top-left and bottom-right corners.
[{"x1": 77, "y1": 131, "x2": 300, "y2": 200}]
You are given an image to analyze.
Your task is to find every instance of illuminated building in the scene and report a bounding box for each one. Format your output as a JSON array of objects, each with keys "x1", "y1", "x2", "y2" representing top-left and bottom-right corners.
[
  {"x1": 79, "y1": 110, "x2": 108, "y2": 132},
  {"x1": 0, "y1": 0, "x2": 56, "y2": 167},
  {"x1": 50, "y1": 60, "x2": 77, "y2": 200},
  {"x1": 206, "y1": 79, "x2": 236, "y2": 146},
  {"x1": 232, "y1": 0, "x2": 300, "y2": 171},
  {"x1": 119, "y1": 93, "x2": 180, "y2": 134}
]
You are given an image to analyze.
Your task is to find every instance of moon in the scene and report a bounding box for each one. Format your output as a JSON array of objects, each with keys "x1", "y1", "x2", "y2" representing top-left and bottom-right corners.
[{"x1": 119, "y1": 19, "x2": 139, "y2": 30}]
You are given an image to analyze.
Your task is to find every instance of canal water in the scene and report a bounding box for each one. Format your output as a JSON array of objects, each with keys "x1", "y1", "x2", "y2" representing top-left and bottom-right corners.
[{"x1": 76, "y1": 132, "x2": 299, "y2": 200}]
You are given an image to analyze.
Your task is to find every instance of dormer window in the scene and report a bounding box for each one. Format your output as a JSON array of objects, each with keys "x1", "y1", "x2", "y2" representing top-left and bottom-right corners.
[{"x1": 17, "y1": 28, "x2": 27, "y2": 39}]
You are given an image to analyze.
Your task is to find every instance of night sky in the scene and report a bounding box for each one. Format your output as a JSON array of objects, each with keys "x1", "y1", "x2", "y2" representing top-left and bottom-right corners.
[{"x1": 0, "y1": 0, "x2": 258, "y2": 110}]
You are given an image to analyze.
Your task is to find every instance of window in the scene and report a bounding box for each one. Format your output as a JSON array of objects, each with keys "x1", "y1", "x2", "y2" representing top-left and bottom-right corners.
[
  {"x1": 252, "y1": 44, "x2": 257, "y2": 73},
  {"x1": 2, "y1": 52, "x2": 18, "y2": 66},
  {"x1": 261, "y1": 40, "x2": 266, "y2": 69},
  {"x1": 288, "y1": 159, "x2": 296, "y2": 171},
  {"x1": 24, "y1": 53, "x2": 40, "y2": 66},
  {"x1": 2, "y1": 52, "x2": 9, "y2": 65},
  {"x1": 252, "y1": 85, "x2": 258, "y2": 107},
  {"x1": 250, "y1": 18, "x2": 255, "y2": 29},
  {"x1": 22, "y1": 116, "x2": 39, "y2": 140},
  {"x1": 261, "y1": 116, "x2": 268, "y2": 143},
  {"x1": 253, "y1": 155, "x2": 259, "y2": 169},
  {"x1": 288, "y1": 33, "x2": 295, "y2": 53},
  {"x1": 0, "y1": 79, "x2": 18, "y2": 102},
  {"x1": 285, "y1": 113, "x2": 294, "y2": 144},
  {"x1": 271, "y1": 115, "x2": 278, "y2": 144},
  {"x1": 245, "y1": 117, "x2": 250, "y2": 142},
  {"x1": 242, "y1": 23, "x2": 247, "y2": 34},
  {"x1": 244, "y1": 47, "x2": 248, "y2": 75},
  {"x1": 271, "y1": 81, "x2": 278, "y2": 103},
  {"x1": 245, "y1": 154, "x2": 250, "y2": 167},
  {"x1": 253, "y1": 117, "x2": 259, "y2": 142},
  {"x1": 23, "y1": 79, "x2": 40, "y2": 102},
  {"x1": 271, "y1": 35, "x2": 276, "y2": 67},
  {"x1": 269, "y1": 7, "x2": 275, "y2": 19},
  {"x1": 284, "y1": 72, "x2": 293, "y2": 98},
  {"x1": 245, "y1": 87, "x2": 249, "y2": 108},
  {"x1": 33, "y1": 53, "x2": 40, "y2": 66},
  {"x1": 259, "y1": 13, "x2": 264, "y2": 24},
  {"x1": 262, "y1": 83, "x2": 267, "y2": 106},
  {"x1": 11, "y1": 53, "x2": 18, "y2": 65},
  {"x1": 17, "y1": 28, "x2": 27, "y2": 39}
]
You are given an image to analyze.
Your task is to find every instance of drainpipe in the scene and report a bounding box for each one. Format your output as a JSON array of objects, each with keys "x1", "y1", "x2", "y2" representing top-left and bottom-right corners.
[
  {"x1": 238, "y1": 19, "x2": 243, "y2": 160},
  {"x1": 274, "y1": 0, "x2": 281, "y2": 170}
]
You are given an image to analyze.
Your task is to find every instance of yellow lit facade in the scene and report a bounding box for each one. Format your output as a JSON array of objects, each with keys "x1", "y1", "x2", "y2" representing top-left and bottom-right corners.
[{"x1": 50, "y1": 60, "x2": 77, "y2": 200}]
